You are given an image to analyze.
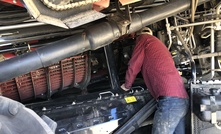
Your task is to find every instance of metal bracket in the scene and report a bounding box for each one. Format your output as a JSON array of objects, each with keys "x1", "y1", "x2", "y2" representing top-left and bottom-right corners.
[
  {"x1": 129, "y1": 86, "x2": 145, "y2": 93},
  {"x1": 98, "y1": 91, "x2": 115, "y2": 100},
  {"x1": 116, "y1": 1, "x2": 132, "y2": 22},
  {"x1": 108, "y1": 1, "x2": 132, "y2": 35},
  {"x1": 199, "y1": 95, "x2": 221, "y2": 124},
  {"x1": 210, "y1": 96, "x2": 217, "y2": 124}
]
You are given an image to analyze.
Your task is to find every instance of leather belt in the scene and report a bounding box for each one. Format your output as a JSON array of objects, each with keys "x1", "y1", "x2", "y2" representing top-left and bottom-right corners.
[{"x1": 158, "y1": 96, "x2": 175, "y2": 100}]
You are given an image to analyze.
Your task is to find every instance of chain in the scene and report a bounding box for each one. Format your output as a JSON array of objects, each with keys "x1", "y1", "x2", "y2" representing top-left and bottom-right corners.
[{"x1": 41, "y1": 0, "x2": 102, "y2": 11}]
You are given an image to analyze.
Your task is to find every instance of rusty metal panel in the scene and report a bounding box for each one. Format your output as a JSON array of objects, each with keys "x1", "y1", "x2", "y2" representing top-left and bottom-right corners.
[
  {"x1": 0, "y1": 79, "x2": 19, "y2": 100},
  {"x1": 0, "y1": 54, "x2": 89, "y2": 102},
  {"x1": 31, "y1": 69, "x2": 47, "y2": 97},
  {"x1": 61, "y1": 58, "x2": 74, "y2": 88},
  {"x1": 15, "y1": 74, "x2": 34, "y2": 101},
  {"x1": 74, "y1": 55, "x2": 87, "y2": 83},
  {"x1": 49, "y1": 63, "x2": 62, "y2": 91}
]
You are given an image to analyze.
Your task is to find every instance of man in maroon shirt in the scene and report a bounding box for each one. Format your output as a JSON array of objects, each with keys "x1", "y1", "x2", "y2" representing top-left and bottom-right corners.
[{"x1": 121, "y1": 27, "x2": 189, "y2": 134}]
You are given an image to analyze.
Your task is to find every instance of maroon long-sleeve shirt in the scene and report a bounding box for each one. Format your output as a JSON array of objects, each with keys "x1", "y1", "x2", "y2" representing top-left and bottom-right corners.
[{"x1": 124, "y1": 34, "x2": 188, "y2": 99}]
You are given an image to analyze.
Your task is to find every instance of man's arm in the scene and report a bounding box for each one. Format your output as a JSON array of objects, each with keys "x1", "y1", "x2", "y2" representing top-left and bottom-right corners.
[{"x1": 122, "y1": 37, "x2": 145, "y2": 90}]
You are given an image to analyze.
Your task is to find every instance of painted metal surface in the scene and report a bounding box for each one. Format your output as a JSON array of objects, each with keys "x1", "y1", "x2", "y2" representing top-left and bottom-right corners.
[
  {"x1": 0, "y1": 54, "x2": 88, "y2": 101},
  {"x1": 0, "y1": 0, "x2": 24, "y2": 7}
]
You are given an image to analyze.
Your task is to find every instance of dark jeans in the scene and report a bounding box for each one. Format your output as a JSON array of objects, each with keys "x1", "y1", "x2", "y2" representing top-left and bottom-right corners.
[{"x1": 152, "y1": 96, "x2": 189, "y2": 134}]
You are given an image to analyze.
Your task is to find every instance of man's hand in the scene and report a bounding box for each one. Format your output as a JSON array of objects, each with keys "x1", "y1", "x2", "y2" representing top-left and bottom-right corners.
[{"x1": 121, "y1": 84, "x2": 130, "y2": 91}]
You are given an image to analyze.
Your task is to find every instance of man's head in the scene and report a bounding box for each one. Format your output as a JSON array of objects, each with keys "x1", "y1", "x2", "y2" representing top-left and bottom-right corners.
[{"x1": 136, "y1": 27, "x2": 153, "y2": 35}]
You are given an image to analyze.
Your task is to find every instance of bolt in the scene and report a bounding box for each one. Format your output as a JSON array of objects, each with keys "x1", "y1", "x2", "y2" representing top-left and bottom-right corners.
[
  {"x1": 76, "y1": 123, "x2": 83, "y2": 128},
  {"x1": 122, "y1": 112, "x2": 128, "y2": 116},
  {"x1": 42, "y1": 107, "x2": 47, "y2": 111},
  {"x1": 115, "y1": 32, "x2": 120, "y2": 38},
  {"x1": 108, "y1": 116, "x2": 114, "y2": 120},
  {"x1": 93, "y1": 120, "x2": 99, "y2": 124},
  {"x1": 9, "y1": 103, "x2": 18, "y2": 116}
]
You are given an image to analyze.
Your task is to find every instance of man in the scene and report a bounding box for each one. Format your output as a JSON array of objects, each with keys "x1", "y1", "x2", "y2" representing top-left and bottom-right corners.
[{"x1": 121, "y1": 27, "x2": 189, "y2": 134}]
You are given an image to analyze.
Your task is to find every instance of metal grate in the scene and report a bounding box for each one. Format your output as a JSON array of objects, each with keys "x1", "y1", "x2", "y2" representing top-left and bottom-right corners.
[
  {"x1": 31, "y1": 69, "x2": 47, "y2": 97},
  {"x1": 0, "y1": 54, "x2": 89, "y2": 102},
  {"x1": 49, "y1": 63, "x2": 62, "y2": 91},
  {"x1": 15, "y1": 74, "x2": 34, "y2": 101},
  {"x1": 0, "y1": 79, "x2": 19, "y2": 100},
  {"x1": 74, "y1": 55, "x2": 87, "y2": 84}
]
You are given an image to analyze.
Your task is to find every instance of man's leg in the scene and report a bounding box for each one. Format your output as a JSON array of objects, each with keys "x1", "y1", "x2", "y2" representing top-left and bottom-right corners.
[
  {"x1": 174, "y1": 116, "x2": 186, "y2": 134},
  {"x1": 152, "y1": 97, "x2": 188, "y2": 134}
]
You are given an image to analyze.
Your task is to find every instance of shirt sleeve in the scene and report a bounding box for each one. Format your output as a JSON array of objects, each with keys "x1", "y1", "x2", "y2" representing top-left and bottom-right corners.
[{"x1": 124, "y1": 37, "x2": 145, "y2": 89}]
